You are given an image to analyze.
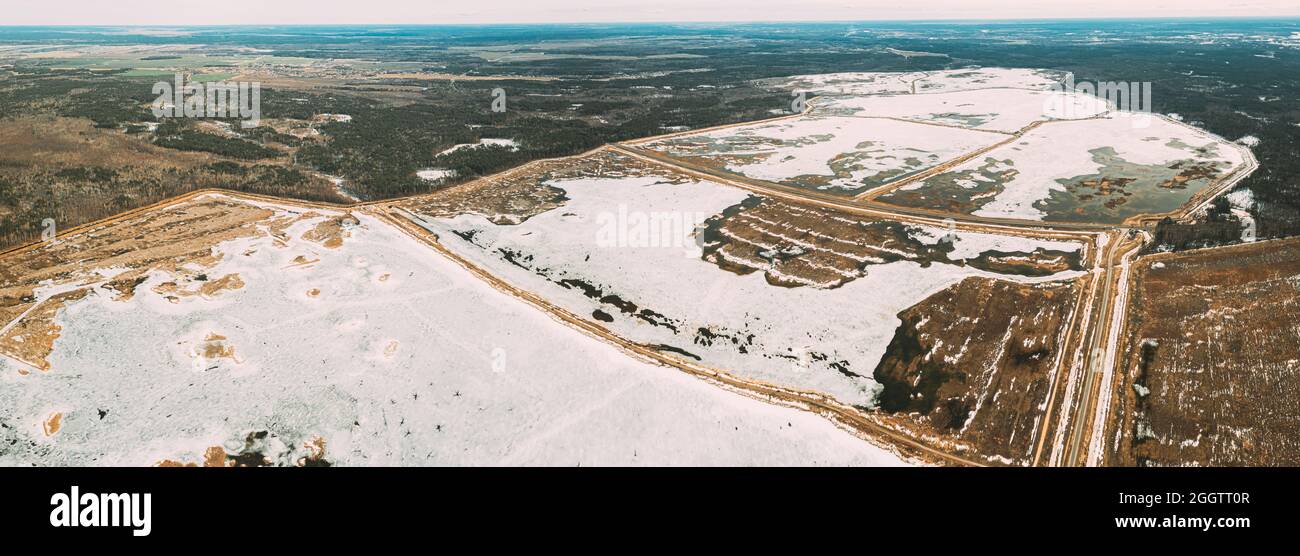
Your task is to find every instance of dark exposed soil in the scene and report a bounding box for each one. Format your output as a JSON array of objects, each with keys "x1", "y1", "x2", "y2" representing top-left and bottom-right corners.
[{"x1": 872, "y1": 277, "x2": 1080, "y2": 464}]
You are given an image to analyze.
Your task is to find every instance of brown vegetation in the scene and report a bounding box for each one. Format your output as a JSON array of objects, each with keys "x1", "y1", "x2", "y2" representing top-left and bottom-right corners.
[
  {"x1": 157, "y1": 446, "x2": 231, "y2": 467},
  {"x1": 43, "y1": 412, "x2": 63, "y2": 437},
  {"x1": 1111, "y1": 238, "x2": 1300, "y2": 466},
  {"x1": 0, "y1": 116, "x2": 347, "y2": 250},
  {"x1": 872, "y1": 277, "x2": 1081, "y2": 464},
  {"x1": 301, "y1": 213, "x2": 360, "y2": 248},
  {"x1": 700, "y1": 195, "x2": 1083, "y2": 289}
]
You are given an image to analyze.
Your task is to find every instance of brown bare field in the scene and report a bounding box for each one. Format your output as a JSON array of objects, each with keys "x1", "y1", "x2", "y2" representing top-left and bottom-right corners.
[
  {"x1": 0, "y1": 116, "x2": 347, "y2": 249},
  {"x1": 1110, "y1": 238, "x2": 1300, "y2": 466},
  {"x1": 301, "y1": 214, "x2": 360, "y2": 248},
  {"x1": 0, "y1": 288, "x2": 91, "y2": 370},
  {"x1": 872, "y1": 277, "x2": 1081, "y2": 464},
  {"x1": 0, "y1": 116, "x2": 194, "y2": 168},
  {"x1": 229, "y1": 74, "x2": 432, "y2": 106},
  {"x1": 700, "y1": 195, "x2": 1083, "y2": 289}
]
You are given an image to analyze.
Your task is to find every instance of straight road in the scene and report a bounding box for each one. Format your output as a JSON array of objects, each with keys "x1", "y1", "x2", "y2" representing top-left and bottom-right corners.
[{"x1": 1063, "y1": 232, "x2": 1130, "y2": 466}]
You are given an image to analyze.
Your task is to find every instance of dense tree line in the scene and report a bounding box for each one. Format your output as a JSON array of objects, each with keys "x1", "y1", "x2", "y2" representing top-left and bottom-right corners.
[{"x1": 154, "y1": 130, "x2": 281, "y2": 160}]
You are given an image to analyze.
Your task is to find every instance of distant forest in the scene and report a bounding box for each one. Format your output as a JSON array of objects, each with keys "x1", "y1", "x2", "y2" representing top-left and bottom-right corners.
[{"x1": 1, "y1": 20, "x2": 1298, "y2": 249}]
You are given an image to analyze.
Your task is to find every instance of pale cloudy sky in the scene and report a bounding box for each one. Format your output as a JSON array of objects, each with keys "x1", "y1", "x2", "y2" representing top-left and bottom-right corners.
[{"x1": 5, "y1": 0, "x2": 1298, "y2": 25}]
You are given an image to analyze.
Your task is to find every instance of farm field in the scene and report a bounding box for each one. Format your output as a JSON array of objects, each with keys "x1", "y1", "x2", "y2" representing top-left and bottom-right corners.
[
  {"x1": 637, "y1": 66, "x2": 1252, "y2": 229},
  {"x1": 813, "y1": 87, "x2": 1109, "y2": 133},
  {"x1": 774, "y1": 68, "x2": 1069, "y2": 96},
  {"x1": 10, "y1": 10, "x2": 1300, "y2": 544},
  {"x1": 0, "y1": 58, "x2": 1280, "y2": 468},
  {"x1": 403, "y1": 150, "x2": 1089, "y2": 407},
  {"x1": 398, "y1": 147, "x2": 1095, "y2": 464},
  {"x1": 639, "y1": 115, "x2": 1004, "y2": 196},
  {"x1": 876, "y1": 114, "x2": 1252, "y2": 224},
  {"x1": 1107, "y1": 237, "x2": 1300, "y2": 466},
  {"x1": 0, "y1": 193, "x2": 908, "y2": 466}
]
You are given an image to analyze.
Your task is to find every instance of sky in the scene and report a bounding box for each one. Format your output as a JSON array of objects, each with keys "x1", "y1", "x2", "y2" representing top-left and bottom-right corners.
[{"x1": 5, "y1": 0, "x2": 1299, "y2": 25}]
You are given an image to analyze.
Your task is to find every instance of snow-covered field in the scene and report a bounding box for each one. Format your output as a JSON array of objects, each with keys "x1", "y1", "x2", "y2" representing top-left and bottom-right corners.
[
  {"x1": 893, "y1": 114, "x2": 1250, "y2": 221},
  {"x1": 410, "y1": 172, "x2": 1086, "y2": 408},
  {"x1": 778, "y1": 68, "x2": 1067, "y2": 96},
  {"x1": 0, "y1": 196, "x2": 909, "y2": 466},
  {"x1": 638, "y1": 68, "x2": 1104, "y2": 197},
  {"x1": 642, "y1": 116, "x2": 1001, "y2": 195},
  {"x1": 437, "y1": 138, "x2": 519, "y2": 156},
  {"x1": 416, "y1": 168, "x2": 457, "y2": 182},
  {"x1": 760, "y1": 68, "x2": 1252, "y2": 223},
  {"x1": 10, "y1": 66, "x2": 1197, "y2": 467},
  {"x1": 815, "y1": 88, "x2": 1109, "y2": 133}
]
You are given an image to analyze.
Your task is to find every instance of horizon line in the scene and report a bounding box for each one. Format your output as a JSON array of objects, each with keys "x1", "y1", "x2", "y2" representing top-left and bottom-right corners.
[{"x1": 3, "y1": 15, "x2": 1300, "y2": 28}]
